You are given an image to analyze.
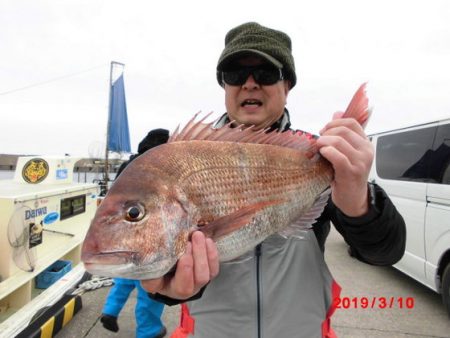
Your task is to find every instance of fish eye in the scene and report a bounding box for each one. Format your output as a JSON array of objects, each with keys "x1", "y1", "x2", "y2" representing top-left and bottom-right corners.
[{"x1": 125, "y1": 204, "x2": 145, "y2": 222}]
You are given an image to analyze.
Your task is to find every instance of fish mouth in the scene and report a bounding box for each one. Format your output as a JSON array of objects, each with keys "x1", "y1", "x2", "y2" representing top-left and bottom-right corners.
[
  {"x1": 81, "y1": 250, "x2": 136, "y2": 277},
  {"x1": 83, "y1": 262, "x2": 134, "y2": 276},
  {"x1": 81, "y1": 250, "x2": 139, "y2": 265},
  {"x1": 82, "y1": 250, "x2": 176, "y2": 280},
  {"x1": 83, "y1": 256, "x2": 175, "y2": 280}
]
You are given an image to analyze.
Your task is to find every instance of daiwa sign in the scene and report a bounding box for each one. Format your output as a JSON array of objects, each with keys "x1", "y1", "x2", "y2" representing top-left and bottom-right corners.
[{"x1": 25, "y1": 207, "x2": 48, "y2": 220}]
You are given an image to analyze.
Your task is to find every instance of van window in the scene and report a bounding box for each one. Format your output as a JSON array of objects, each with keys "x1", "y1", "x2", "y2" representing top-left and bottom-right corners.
[
  {"x1": 376, "y1": 126, "x2": 436, "y2": 182},
  {"x1": 432, "y1": 123, "x2": 450, "y2": 184}
]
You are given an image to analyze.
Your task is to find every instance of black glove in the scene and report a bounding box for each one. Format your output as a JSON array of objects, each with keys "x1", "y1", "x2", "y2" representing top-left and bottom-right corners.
[{"x1": 100, "y1": 314, "x2": 119, "y2": 332}]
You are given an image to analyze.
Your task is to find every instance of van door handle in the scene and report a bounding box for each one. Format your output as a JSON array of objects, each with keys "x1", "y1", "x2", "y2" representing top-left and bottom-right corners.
[{"x1": 427, "y1": 197, "x2": 450, "y2": 208}]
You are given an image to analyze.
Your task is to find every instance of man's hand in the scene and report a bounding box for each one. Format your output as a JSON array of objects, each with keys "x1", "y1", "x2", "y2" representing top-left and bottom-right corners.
[
  {"x1": 141, "y1": 231, "x2": 219, "y2": 300},
  {"x1": 317, "y1": 112, "x2": 374, "y2": 217}
]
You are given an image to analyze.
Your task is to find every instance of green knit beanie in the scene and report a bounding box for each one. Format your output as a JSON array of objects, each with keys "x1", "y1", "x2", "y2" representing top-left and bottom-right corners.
[{"x1": 217, "y1": 22, "x2": 297, "y2": 88}]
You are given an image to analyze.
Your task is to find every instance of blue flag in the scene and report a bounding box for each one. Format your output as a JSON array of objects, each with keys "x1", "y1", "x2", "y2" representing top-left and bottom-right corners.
[{"x1": 107, "y1": 74, "x2": 131, "y2": 153}]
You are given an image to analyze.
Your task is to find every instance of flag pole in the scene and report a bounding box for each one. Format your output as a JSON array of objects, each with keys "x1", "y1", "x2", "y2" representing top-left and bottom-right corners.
[
  {"x1": 104, "y1": 61, "x2": 126, "y2": 195},
  {"x1": 104, "y1": 62, "x2": 113, "y2": 193}
]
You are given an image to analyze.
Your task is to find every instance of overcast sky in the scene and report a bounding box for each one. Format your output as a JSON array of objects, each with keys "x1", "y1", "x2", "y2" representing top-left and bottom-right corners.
[{"x1": 1, "y1": 0, "x2": 449, "y2": 157}]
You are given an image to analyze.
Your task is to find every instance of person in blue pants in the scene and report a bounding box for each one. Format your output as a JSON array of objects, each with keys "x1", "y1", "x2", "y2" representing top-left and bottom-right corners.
[
  {"x1": 101, "y1": 278, "x2": 166, "y2": 338},
  {"x1": 100, "y1": 129, "x2": 170, "y2": 338}
]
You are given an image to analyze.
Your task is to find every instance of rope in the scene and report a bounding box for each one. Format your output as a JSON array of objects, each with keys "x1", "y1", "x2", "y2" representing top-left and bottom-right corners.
[
  {"x1": 0, "y1": 64, "x2": 108, "y2": 96},
  {"x1": 70, "y1": 275, "x2": 114, "y2": 296}
]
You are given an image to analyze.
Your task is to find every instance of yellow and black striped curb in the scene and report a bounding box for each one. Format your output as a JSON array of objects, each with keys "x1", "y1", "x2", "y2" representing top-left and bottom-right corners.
[{"x1": 15, "y1": 295, "x2": 82, "y2": 338}]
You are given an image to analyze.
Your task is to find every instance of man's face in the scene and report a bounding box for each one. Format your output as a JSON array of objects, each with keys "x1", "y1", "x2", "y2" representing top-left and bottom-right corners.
[{"x1": 223, "y1": 56, "x2": 290, "y2": 129}]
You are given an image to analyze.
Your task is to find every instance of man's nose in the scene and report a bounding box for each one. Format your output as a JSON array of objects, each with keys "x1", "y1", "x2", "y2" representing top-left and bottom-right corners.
[{"x1": 243, "y1": 74, "x2": 260, "y2": 90}]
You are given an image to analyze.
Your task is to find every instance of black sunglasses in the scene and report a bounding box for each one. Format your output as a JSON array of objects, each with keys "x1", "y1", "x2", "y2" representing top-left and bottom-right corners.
[{"x1": 221, "y1": 65, "x2": 284, "y2": 86}]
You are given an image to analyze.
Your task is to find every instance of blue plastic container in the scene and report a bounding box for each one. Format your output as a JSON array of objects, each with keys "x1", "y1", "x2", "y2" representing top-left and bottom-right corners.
[{"x1": 35, "y1": 260, "x2": 72, "y2": 289}]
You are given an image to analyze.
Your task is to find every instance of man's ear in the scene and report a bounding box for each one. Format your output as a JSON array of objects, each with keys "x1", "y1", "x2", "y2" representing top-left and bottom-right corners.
[{"x1": 284, "y1": 81, "x2": 290, "y2": 97}]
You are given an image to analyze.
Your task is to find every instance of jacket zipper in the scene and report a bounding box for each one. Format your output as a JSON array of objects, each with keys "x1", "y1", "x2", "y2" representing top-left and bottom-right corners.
[{"x1": 255, "y1": 243, "x2": 262, "y2": 338}]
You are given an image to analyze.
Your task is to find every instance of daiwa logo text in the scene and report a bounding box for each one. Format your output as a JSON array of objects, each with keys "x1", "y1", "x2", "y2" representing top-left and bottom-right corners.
[{"x1": 25, "y1": 207, "x2": 48, "y2": 220}]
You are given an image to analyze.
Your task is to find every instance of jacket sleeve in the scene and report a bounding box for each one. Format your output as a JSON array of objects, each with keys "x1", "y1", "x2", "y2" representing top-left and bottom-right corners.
[
  {"x1": 325, "y1": 183, "x2": 406, "y2": 266},
  {"x1": 148, "y1": 285, "x2": 207, "y2": 306}
]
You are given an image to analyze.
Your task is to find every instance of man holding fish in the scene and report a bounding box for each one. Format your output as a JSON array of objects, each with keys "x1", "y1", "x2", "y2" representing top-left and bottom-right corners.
[{"x1": 82, "y1": 22, "x2": 406, "y2": 337}]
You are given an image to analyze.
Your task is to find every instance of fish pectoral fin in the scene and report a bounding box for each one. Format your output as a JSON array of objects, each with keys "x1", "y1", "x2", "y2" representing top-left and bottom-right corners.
[
  {"x1": 279, "y1": 188, "x2": 331, "y2": 238},
  {"x1": 198, "y1": 199, "x2": 284, "y2": 240}
]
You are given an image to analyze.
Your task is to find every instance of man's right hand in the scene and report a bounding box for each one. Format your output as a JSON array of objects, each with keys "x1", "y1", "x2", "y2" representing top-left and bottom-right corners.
[{"x1": 141, "y1": 231, "x2": 219, "y2": 300}]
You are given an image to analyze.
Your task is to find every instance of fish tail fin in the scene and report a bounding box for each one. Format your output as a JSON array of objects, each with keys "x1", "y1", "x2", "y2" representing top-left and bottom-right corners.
[{"x1": 341, "y1": 82, "x2": 371, "y2": 129}]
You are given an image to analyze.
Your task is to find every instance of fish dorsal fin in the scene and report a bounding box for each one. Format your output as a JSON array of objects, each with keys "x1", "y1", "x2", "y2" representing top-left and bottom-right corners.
[
  {"x1": 278, "y1": 188, "x2": 331, "y2": 238},
  {"x1": 168, "y1": 111, "x2": 214, "y2": 142},
  {"x1": 169, "y1": 112, "x2": 318, "y2": 157}
]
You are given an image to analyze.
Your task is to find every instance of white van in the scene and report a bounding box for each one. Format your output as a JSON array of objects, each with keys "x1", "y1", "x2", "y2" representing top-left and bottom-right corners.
[{"x1": 368, "y1": 119, "x2": 450, "y2": 316}]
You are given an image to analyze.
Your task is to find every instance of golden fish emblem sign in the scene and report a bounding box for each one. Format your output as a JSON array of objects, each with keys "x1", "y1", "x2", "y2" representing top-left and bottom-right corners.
[{"x1": 22, "y1": 158, "x2": 49, "y2": 184}]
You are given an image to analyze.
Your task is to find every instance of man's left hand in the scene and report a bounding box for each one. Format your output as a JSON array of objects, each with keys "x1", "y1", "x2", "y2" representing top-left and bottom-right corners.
[
  {"x1": 140, "y1": 231, "x2": 219, "y2": 300},
  {"x1": 317, "y1": 112, "x2": 374, "y2": 217}
]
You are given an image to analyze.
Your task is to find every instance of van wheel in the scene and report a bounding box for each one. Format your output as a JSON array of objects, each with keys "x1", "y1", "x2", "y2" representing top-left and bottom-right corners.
[{"x1": 443, "y1": 263, "x2": 450, "y2": 318}]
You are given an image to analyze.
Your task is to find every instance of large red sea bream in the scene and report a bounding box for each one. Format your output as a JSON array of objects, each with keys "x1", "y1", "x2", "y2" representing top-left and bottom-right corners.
[{"x1": 81, "y1": 83, "x2": 370, "y2": 279}]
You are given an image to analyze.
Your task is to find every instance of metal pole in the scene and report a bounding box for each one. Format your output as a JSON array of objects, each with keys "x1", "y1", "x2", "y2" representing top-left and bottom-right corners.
[
  {"x1": 104, "y1": 62, "x2": 113, "y2": 191},
  {"x1": 104, "y1": 61, "x2": 125, "y2": 194}
]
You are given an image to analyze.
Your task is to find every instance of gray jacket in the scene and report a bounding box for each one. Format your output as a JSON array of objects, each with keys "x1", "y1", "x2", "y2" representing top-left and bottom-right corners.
[{"x1": 188, "y1": 231, "x2": 336, "y2": 338}]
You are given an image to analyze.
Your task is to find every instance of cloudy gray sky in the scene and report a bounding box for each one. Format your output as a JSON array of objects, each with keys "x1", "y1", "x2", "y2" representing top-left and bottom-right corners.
[{"x1": 1, "y1": 0, "x2": 449, "y2": 157}]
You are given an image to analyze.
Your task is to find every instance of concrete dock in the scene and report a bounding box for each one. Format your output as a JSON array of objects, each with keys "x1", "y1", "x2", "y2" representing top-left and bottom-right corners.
[{"x1": 57, "y1": 227, "x2": 450, "y2": 338}]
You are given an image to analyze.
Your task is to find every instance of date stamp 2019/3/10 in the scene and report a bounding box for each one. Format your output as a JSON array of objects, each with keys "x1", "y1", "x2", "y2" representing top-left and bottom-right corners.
[{"x1": 334, "y1": 296, "x2": 415, "y2": 309}]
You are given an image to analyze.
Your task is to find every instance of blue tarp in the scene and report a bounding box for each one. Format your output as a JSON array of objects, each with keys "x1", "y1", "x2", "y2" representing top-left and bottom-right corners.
[{"x1": 107, "y1": 74, "x2": 131, "y2": 153}]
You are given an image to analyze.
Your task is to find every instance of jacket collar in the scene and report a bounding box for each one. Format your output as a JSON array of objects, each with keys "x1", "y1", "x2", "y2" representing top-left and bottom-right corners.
[{"x1": 215, "y1": 108, "x2": 292, "y2": 132}]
